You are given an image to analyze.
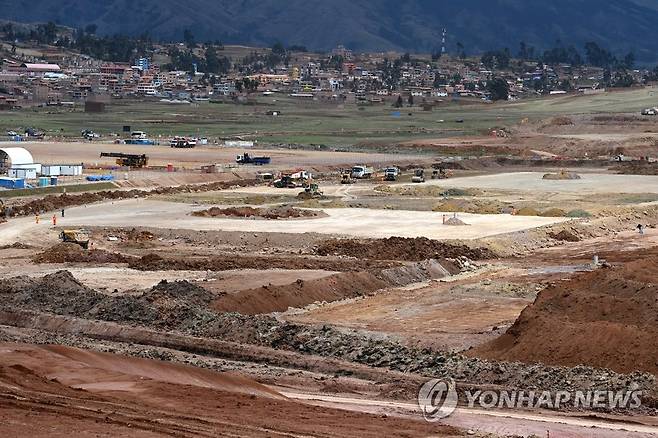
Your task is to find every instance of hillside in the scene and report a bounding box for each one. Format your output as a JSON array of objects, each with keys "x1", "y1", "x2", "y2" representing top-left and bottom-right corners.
[
  {"x1": 470, "y1": 251, "x2": 658, "y2": 375},
  {"x1": 2, "y1": 0, "x2": 658, "y2": 62}
]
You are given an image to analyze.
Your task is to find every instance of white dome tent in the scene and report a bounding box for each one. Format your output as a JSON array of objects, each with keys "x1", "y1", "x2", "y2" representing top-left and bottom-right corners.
[{"x1": 0, "y1": 147, "x2": 34, "y2": 172}]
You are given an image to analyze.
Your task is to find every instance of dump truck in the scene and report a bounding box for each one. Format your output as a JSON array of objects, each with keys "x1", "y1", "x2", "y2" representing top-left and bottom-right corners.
[
  {"x1": 412, "y1": 169, "x2": 425, "y2": 183},
  {"x1": 59, "y1": 229, "x2": 90, "y2": 249},
  {"x1": 384, "y1": 167, "x2": 400, "y2": 181},
  {"x1": 350, "y1": 165, "x2": 374, "y2": 179},
  {"x1": 100, "y1": 152, "x2": 149, "y2": 168},
  {"x1": 236, "y1": 153, "x2": 271, "y2": 165}
]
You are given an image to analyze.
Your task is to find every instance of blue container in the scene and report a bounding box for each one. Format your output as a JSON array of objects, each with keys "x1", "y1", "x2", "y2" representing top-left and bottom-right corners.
[
  {"x1": 0, "y1": 178, "x2": 25, "y2": 189},
  {"x1": 38, "y1": 177, "x2": 49, "y2": 187},
  {"x1": 50, "y1": 177, "x2": 58, "y2": 186}
]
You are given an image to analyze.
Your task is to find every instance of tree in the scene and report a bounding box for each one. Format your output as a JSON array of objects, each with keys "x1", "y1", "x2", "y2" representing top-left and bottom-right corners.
[
  {"x1": 456, "y1": 42, "x2": 466, "y2": 59},
  {"x1": 487, "y1": 77, "x2": 509, "y2": 101},
  {"x1": 584, "y1": 42, "x2": 615, "y2": 68},
  {"x1": 84, "y1": 24, "x2": 97, "y2": 35},
  {"x1": 271, "y1": 41, "x2": 286, "y2": 55},
  {"x1": 393, "y1": 95, "x2": 403, "y2": 108},
  {"x1": 183, "y1": 29, "x2": 196, "y2": 48},
  {"x1": 407, "y1": 94, "x2": 414, "y2": 106},
  {"x1": 622, "y1": 52, "x2": 635, "y2": 70}
]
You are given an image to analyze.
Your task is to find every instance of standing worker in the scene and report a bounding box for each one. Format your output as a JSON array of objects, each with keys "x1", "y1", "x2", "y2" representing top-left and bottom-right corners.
[
  {"x1": 61, "y1": 208, "x2": 65, "y2": 217},
  {"x1": 637, "y1": 224, "x2": 645, "y2": 235},
  {"x1": 52, "y1": 214, "x2": 57, "y2": 226},
  {"x1": 35, "y1": 213, "x2": 40, "y2": 224}
]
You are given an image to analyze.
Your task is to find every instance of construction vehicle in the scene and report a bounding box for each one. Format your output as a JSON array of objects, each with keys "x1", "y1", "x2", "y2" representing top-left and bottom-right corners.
[
  {"x1": 170, "y1": 136, "x2": 197, "y2": 148},
  {"x1": 412, "y1": 169, "x2": 425, "y2": 183},
  {"x1": 431, "y1": 167, "x2": 448, "y2": 179},
  {"x1": 274, "y1": 175, "x2": 298, "y2": 188},
  {"x1": 236, "y1": 153, "x2": 271, "y2": 165},
  {"x1": 100, "y1": 152, "x2": 149, "y2": 168},
  {"x1": 273, "y1": 169, "x2": 311, "y2": 188},
  {"x1": 124, "y1": 131, "x2": 156, "y2": 145},
  {"x1": 341, "y1": 172, "x2": 355, "y2": 184},
  {"x1": 59, "y1": 229, "x2": 90, "y2": 249},
  {"x1": 81, "y1": 130, "x2": 100, "y2": 141},
  {"x1": 350, "y1": 165, "x2": 374, "y2": 179},
  {"x1": 303, "y1": 183, "x2": 323, "y2": 198},
  {"x1": 384, "y1": 167, "x2": 400, "y2": 181}
]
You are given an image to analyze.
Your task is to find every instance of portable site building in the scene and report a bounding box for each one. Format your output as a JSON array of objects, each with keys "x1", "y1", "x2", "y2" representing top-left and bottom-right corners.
[
  {"x1": 41, "y1": 164, "x2": 83, "y2": 176},
  {"x1": 8, "y1": 168, "x2": 37, "y2": 179}
]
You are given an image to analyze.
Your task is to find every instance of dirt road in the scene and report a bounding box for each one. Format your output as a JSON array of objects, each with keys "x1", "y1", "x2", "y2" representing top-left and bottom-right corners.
[{"x1": 283, "y1": 392, "x2": 658, "y2": 437}]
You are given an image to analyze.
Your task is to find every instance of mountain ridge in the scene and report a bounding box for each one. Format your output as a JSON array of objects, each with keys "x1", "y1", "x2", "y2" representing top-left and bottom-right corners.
[{"x1": 2, "y1": 0, "x2": 658, "y2": 62}]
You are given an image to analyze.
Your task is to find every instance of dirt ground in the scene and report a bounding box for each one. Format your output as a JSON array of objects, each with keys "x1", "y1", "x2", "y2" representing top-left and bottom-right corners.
[
  {"x1": 0, "y1": 343, "x2": 456, "y2": 438},
  {"x1": 7, "y1": 198, "x2": 568, "y2": 241},
  {"x1": 3, "y1": 112, "x2": 658, "y2": 436},
  {"x1": 18, "y1": 140, "x2": 426, "y2": 170}
]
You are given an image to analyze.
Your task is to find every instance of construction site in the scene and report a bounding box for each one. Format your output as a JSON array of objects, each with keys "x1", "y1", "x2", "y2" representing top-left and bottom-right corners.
[{"x1": 1, "y1": 90, "x2": 658, "y2": 437}]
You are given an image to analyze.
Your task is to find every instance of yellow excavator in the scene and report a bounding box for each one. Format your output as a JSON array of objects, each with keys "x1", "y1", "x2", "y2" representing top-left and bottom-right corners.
[{"x1": 59, "y1": 230, "x2": 90, "y2": 249}]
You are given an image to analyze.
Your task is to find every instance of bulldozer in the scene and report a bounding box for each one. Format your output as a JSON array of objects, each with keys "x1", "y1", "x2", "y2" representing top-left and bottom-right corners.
[{"x1": 59, "y1": 229, "x2": 90, "y2": 249}]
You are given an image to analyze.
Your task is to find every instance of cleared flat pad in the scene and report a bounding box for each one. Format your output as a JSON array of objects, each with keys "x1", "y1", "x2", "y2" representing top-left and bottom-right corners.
[
  {"x1": 52, "y1": 199, "x2": 567, "y2": 240},
  {"x1": 421, "y1": 172, "x2": 658, "y2": 194}
]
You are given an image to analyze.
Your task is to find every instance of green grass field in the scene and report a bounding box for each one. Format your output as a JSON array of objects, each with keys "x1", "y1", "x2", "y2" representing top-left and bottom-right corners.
[{"x1": 2, "y1": 86, "x2": 657, "y2": 147}]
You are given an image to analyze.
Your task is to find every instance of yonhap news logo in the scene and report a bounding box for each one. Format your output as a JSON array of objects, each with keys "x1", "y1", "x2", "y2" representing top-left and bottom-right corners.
[
  {"x1": 417, "y1": 378, "x2": 642, "y2": 421},
  {"x1": 417, "y1": 378, "x2": 458, "y2": 421}
]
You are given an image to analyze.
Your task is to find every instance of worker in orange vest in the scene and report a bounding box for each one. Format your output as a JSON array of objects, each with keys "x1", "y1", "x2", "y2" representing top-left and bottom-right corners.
[
  {"x1": 35, "y1": 214, "x2": 40, "y2": 224},
  {"x1": 52, "y1": 214, "x2": 57, "y2": 226}
]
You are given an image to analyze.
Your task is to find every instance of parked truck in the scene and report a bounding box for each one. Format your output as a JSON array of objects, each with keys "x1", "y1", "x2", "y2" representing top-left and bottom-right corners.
[
  {"x1": 236, "y1": 153, "x2": 271, "y2": 165},
  {"x1": 384, "y1": 167, "x2": 400, "y2": 181},
  {"x1": 350, "y1": 165, "x2": 374, "y2": 179},
  {"x1": 100, "y1": 152, "x2": 149, "y2": 168}
]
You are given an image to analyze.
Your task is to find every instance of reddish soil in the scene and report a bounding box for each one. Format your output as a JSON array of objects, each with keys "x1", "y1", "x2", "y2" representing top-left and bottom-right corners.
[
  {"x1": 470, "y1": 250, "x2": 658, "y2": 375},
  {"x1": 316, "y1": 236, "x2": 497, "y2": 261},
  {"x1": 212, "y1": 271, "x2": 388, "y2": 314},
  {"x1": 32, "y1": 243, "x2": 133, "y2": 264},
  {"x1": 5, "y1": 178, "x2": 258, "y2": 218},
  {"x1": 129, "y1": 252, "x2": 399, "y2": 272},
  {"x1": 548, "y1": 230, "x2": 581, "y2": 242},
  {"x1": 192, "y1": 206, "x2": 324, "y2": 220},
  {"x1": 0, "y1": 343, "x2": 457, "y2": 437}
]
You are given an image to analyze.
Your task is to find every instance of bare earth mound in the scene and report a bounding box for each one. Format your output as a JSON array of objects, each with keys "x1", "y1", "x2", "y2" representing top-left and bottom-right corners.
[
  {"x1": 470, "y1": 252, "x2": 658, "y2": 375},
  {"x1": 192, "y1": 206, "x2": 324, "y2": 220},
  {"x1": 316, "y1": 237, "x2": 496, "y2": 261},
  {"x1": 32, "y1": 243, "x2": 133, "y2": 264},
  {"x1": 212, "y1": 271, "x2": 388, "y2": 315}
]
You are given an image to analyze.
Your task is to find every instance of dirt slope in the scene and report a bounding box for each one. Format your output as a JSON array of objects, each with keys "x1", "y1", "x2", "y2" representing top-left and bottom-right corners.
[
  {"x1": 0, "y1": 342, "x2": 457, "y2": 437},
  {"x1": 470, "y1": 252, "x2": 658, "y2": 375}
]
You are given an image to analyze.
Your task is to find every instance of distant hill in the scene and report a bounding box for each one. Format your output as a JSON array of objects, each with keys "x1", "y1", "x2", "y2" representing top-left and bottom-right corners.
[{"x1": 3, "y1": 0, "x2": 658, "y2": 63}]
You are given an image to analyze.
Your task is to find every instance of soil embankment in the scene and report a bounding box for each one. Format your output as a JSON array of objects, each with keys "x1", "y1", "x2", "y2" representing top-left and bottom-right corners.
[
  {"x1": 471, "y1": 250, "x2": 658, "y2": 375},
  {"x1": 315, "y1": 237, "x2": 496, "y2": 261},
  {"x1": 192, "y1": 206, "x2": 325, "y2": 220}
]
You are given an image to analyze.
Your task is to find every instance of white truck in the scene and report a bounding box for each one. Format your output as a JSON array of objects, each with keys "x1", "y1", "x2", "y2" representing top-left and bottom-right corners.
[
  {"x1": 384, "y1": 167, "x2": 400, "y2": 181},
  {"x1": 350, "y1": 165, "x2": 374, "y2": 179}
]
